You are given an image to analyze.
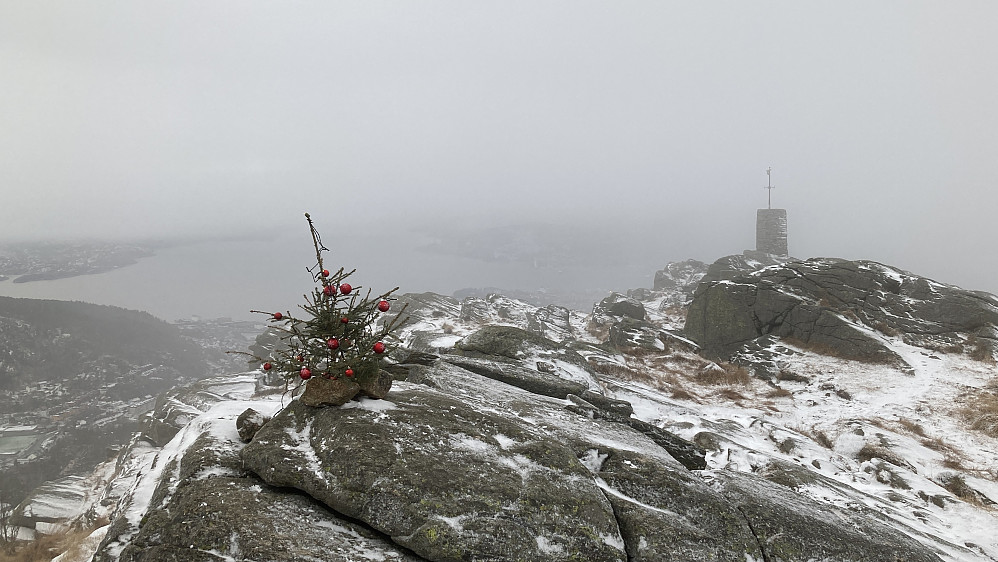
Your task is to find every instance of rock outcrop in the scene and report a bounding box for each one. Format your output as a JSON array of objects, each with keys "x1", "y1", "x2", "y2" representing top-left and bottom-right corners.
[
  {"x1": 685, "y1": 256, "x2": 998, "y2": 366},
  {"x1": 78, "y1": 283, "x2": 984, "y2": 562}
]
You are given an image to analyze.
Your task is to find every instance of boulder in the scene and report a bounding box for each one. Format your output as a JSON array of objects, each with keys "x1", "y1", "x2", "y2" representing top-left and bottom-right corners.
[
  {"x1": 358, "y1": 369, "x2": 394, "y2": 399},
  {"x1": 595, "y1": 293, "x2": 646, "y2": 321},
  {"x1": 235, "y1": 408, "x2": 269, "y2": 443},
  {"x1": 453, "y1": 324, "x2": 559, "y2": 359},
  {"x1": 299, "y1": 376, "x2": 360, "y2": 407}
]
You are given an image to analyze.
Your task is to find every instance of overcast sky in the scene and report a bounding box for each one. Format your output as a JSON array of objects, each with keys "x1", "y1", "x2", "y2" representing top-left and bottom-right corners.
[{"x1": 2, "y1": 2, "x2": 997, "y2": 293}]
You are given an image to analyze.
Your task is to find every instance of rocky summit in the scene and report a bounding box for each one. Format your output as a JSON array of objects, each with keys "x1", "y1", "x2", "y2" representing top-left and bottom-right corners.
[
  {"x1": 686, "y1": 256, "x2": 998, "y2": 374},
  {"x1": 10, "y1": 257, "x2": 998, "y2": 562}
]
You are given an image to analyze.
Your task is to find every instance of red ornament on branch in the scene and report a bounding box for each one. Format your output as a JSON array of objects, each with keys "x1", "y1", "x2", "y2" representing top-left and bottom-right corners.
[
  {"x1": 321, "y1": 269, "x2": 330, "y2": 277},
  {"x1": 323, "y1": 285, "x2": 335, "y2": 296},
  {"x1": 263, "y1": 362, "x2": 272, "y2": 371},
  {"x1": 300, "y1": 368, "x2": 312, "y2": 380},
  {"x1": 373, "y1": 341, "x2": 386, "y2": 354},
  {"x1": 341, "y1": 317, "x2": 349, "y2": 324},
  {"x1": 273, "y1": 312, "x2": 283, "y2": 321},
  {"x1": 344, "y1": 368, "x2": 354, "y2": 377},
  {"x1": 339, "y1": 283, "x2": 352, "y2": 295},
  {"x1": 378, "y1": 300, "x2": 390, "y2": 312},
  {"x1": 326, "y1": 338, "x2": 339, "y2": 350}
]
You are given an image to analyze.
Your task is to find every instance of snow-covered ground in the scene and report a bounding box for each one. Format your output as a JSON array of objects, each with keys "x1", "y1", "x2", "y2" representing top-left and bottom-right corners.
[{"x1": 11, "y1": 283, "x2": 998, "y2": 562}]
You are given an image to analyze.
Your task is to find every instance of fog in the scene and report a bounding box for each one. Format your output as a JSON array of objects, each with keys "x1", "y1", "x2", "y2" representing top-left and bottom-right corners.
[{"x1": 2, "y1": 2, "x2": 998, "y2": 304}]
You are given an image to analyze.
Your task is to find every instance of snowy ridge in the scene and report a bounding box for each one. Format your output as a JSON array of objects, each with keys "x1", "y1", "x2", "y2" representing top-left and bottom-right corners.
[{"x1": 17, "y1": 259, "x2": 998, "y2": 561}]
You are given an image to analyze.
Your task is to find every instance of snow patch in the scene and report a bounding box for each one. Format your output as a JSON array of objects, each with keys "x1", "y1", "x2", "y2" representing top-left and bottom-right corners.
[
  {"x1": 536, "y1": 535, "x2": 566, "y2": 555},
  {"x1": 579, "y1": 448, "x2": 608, "y2": 474},
  {"x1": 341, "y1": 397, "x2": 398, "y2": 412}
]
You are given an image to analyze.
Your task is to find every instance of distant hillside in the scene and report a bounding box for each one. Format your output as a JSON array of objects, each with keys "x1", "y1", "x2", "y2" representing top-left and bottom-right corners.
[{"x1": 0, "y1": 296, "x2": 206, "y2": 390}]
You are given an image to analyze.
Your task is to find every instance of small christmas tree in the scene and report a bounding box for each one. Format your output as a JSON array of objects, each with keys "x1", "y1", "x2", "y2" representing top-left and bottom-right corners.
[{"x1": 239, "y1": 213, "x2": 407, "y2": 406}]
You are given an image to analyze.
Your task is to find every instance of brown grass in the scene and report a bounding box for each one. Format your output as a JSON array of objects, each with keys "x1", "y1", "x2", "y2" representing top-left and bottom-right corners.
[
  {"x1": 797, "y1": 427, "x2": 834, "y2": 449},
  {"x1": 968, "y1": 336, "x2": 997, "y2": 364},
  {"x1": 766, "y1": 387, "x2": 793, "y2": 399},
  {"x1": 670, "y1": 387, "x2": 698, "y2": 401},
  {"x1": 0, "y1": 526, "x2": 96, "y2": 562},
  {"x1": 716, "y1": 388, "x2": 747, "y2": 402},
  {"x1": 940, "y1": 474, "x2": 987, "y2": 507},
  {"x1": 898, "y1": 417, "x2": 927, "y2": 437},
  {"x1": 857, "y1": 444, "x2": 909, "y2": 468},
  {"x1": 695, "y1": 363, "x2": 752, "y2": 386},
  {"x1": 942, "y1": 455, "x2": 966, "y2": 470},
  {"x1": 959, "y1": 390, "x2": 998, "y2": 438}
]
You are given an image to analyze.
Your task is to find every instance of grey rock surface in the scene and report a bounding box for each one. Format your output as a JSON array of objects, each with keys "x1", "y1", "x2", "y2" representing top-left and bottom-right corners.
[
  {"x1": 685, "y1": 256, "x2": 998, "y2": 363},
  {"x1": 709, "y1": 470, "x2": 943, "y2": 562}
]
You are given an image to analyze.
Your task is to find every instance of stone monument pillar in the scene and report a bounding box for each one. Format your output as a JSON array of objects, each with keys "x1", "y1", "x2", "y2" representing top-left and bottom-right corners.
[
  {"x1": 756, "y1": 167, "x2": 788, "y2": 256},
  {"x1": 756, "y1": 208, "x2": 788, "y2": 256}
]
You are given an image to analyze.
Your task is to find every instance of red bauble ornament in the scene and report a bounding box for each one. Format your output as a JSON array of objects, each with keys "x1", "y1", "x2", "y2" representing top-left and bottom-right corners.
[
  {"x1": 339, "y1": 283, "x2": 352, "y2": 295},
  {"x1": 323, "y1": 285, "x2": 335, "y2": 296},
  {"x1": 378, "y1": 300, "x2": 390, "y2": 312},
  {"x1": 296, "y1": 354, "x2": 304, "y2": 362},
  {"x1": 373, "y1": 341, "x2": 386, "y2": 354},
  {"x1": 344, "y1": 368, "x2": 354, "y2": 377},
  {"x1": 300, "y1": 368, "x2": 312, "y2": 380},
  {"x1": 341, "y1": 317, "x2": 349, "y2": 324},
  {"x1": 263, "y1": 362, "x2": 272, "y2": 371},
  {"x1": 273, "y1": 312, "x2": 283, "y2": 320},
  {"x1": 321, "y1": 269, "x2": 330, "y2": 277},
  {"x1": 326, "y1": 338, "x2": 339, "y2": 350}
]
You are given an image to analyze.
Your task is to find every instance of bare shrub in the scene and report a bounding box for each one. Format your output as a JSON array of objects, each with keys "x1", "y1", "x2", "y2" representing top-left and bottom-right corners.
[{"x1": 441, "y1": 322, "x2": 455, "y2": 334}]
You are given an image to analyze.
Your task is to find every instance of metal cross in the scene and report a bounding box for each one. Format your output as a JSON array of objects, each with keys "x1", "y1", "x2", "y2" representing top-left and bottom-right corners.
[{"x1": 764, "y1": 167, "x2": 775, "y2": 209}]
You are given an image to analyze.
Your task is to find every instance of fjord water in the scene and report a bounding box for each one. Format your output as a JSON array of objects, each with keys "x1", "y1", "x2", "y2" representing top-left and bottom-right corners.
[{"x1": 0, "y1": 230, "x2": 655, "y2": 322}]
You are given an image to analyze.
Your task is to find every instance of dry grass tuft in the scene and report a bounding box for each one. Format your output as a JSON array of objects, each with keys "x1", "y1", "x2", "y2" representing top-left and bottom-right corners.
[
  {"x1": 942, "y1": 455, "x2": 965, "y2": 470},
  {"x1": 0, "y1": 526, "x2": 96, "y2": 562},
  {"x1": 959, "y1": 389, "x2": 998, "y2": 438},
  {"x1": 766, "y1": 386, "x2": 793, "y2": 399},
  {"x1": 898, "y1": 417, "x2": 927, "y2": 437},
  {"x1": 857, "y1": 444, "x2": 909, "y2": 468},
  {"x1": 800, "y1": 427, "x2": 834, "y2": 449},
  {"x1": 715, "y1": 388, "x2": 747, "y2": 402},
  {"x1": 695, "y1": 362, "x2": 752, "y2": 386},
  {"x1": 940, "y1": 474, "x2": 988, "y2": 506},
  {"x1": 441, "y1": 322, "x2": 455, "y2": 334},
  {"x1": 966, "y1": 335, "x2": 996, "y2": 363}
]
